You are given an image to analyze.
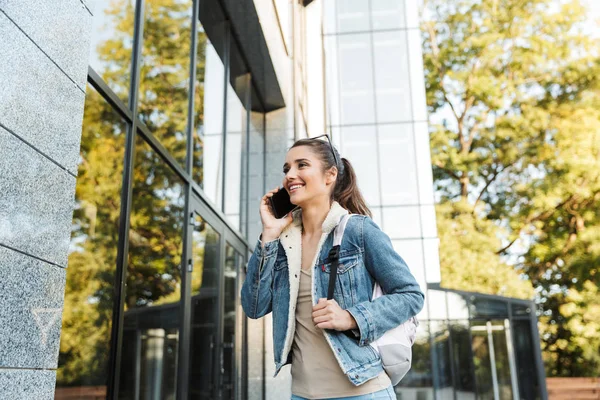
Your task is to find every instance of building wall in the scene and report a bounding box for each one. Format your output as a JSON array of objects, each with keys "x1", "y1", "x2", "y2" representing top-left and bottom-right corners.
[
  {"x1": 0, "y1": 0, "x2": 93, "y2": 398},
  {"x1": 322, "y1": 0, "x2": 440, "y2": 318}
]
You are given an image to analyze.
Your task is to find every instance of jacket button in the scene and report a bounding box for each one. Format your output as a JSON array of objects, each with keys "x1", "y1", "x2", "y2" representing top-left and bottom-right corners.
[
  {"x1": 355, "y1": 375, "x2": 359, "y2": 379},
  {"x1": 294, "y1": 274, "x2": 298, "y2": 278}
]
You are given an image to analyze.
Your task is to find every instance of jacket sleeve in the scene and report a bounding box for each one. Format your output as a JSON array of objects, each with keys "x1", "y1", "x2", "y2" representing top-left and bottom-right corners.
[
  {"x1": 346, "y1": 217, "x2": 425, "y2": 346},
  {"x1": 240, "y1": 237, "x2": 280, "y2": 319}
]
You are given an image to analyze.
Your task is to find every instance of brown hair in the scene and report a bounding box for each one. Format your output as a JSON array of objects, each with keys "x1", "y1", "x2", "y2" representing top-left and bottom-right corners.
[{"x1": 290, "y1": 138, "x2": 372, "y2": 217}]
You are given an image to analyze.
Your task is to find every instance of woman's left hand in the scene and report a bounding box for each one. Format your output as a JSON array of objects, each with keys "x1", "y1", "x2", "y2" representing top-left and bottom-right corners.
[{"x1": 312, "y1": 298, "x2": 358, "y2": 331}]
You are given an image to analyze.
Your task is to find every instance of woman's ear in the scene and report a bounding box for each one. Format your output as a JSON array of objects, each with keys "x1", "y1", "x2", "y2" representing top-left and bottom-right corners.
[{"x1": 325, "y1": 167, "x2": 338, "y2": 186}]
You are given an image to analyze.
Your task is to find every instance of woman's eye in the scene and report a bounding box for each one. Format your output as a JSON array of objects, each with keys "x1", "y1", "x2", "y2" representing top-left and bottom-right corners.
[
  {"x1": 299, "y1": 163, "x2": 306, "y2": 168},
  {"x1": 283, "y1": 168, "x2": 289, "y2": 174}
]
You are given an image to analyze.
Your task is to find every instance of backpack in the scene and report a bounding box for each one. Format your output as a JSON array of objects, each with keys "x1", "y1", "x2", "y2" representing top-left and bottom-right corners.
[{"x1": 327, "y1": 214, "x2": 418, "y2": 386}]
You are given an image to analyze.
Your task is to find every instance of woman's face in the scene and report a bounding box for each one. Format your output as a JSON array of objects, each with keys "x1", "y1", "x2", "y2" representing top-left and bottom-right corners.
[{"x1": 282, "y1": 145, "x2": 336, "y2": 207}]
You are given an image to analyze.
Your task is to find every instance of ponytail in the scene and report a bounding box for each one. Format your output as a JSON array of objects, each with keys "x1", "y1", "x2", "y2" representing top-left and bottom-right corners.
[{"x1": 333, "y1": 158, "x2": 372, "y2": 218}]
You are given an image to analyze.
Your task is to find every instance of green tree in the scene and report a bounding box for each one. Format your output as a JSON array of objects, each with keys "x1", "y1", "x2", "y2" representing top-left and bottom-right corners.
[{"x1": 422, "y1": 0, "x2": 600, "y2": 376}]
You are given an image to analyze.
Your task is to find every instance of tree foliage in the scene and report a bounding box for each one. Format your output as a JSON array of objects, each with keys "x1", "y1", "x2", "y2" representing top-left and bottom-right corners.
[{"x1": 422, "y1": 0, "x2": 600, "y2": 376}]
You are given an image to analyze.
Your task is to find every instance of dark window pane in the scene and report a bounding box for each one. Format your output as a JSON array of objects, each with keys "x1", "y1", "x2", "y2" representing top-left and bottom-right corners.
[
  {"x1": 470, "y1": 297, "x2": 509, "y2": 319},
  {"x1": 89, "y1": 0, "x2": 136, "y2": 102},
  {"x1": 138, "y1": 0, "x2": 193, "y2": 169},
  {"x1": 513, "y1": 320, "x2": 541, "y2": 400},
  {"x1": 118, "y1": 135, "x2": 185, "y2": 400},
  {"x1": 223, "y1": 244, "x2": 243, "y2": 399},
  {"x1": 396, "y1": 321, "x2": 434, "y2": 398},
  {"x1": 431, "y1": 321, "x2": 454, "y2": 399},
  {"x1": 189, "y1": 214, "x2": 220, "y2": 400},
  {"x1": 511, "y1": 303, "x2": 533, "y2": 318},
  {"x1": 55, "y1": 85, "x2": 125, "y2": 399},
  {"x1": 470, "y1": 321, "x2": 494, "y2": 400},
  {"x1": 491, "y1": 321, "x2": 514, "y2": 400},
  {"x1": 450, "y1": 321, "x2": 476, "y2": 395}
]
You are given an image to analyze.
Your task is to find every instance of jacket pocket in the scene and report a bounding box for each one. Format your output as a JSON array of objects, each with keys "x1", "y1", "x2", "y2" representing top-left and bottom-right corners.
[{"x1": 321, "y1": 254, "x2": 360, "y2": 308}]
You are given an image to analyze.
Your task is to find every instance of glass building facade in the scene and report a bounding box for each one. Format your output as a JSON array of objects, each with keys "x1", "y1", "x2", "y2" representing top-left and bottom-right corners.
[{"x1": 0, "y1": 0, "x2": 546, "y2": 399}]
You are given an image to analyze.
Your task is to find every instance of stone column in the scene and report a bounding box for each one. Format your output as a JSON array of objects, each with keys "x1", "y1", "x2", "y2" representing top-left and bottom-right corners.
[{"x1": 0, "y1": 1, "x2": 93, "y2": 398}]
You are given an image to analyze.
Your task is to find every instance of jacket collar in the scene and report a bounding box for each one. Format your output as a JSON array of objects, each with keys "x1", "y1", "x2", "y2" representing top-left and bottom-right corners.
[{"x1": 278, "y1": 201, "x2": 348, "y2": 363}]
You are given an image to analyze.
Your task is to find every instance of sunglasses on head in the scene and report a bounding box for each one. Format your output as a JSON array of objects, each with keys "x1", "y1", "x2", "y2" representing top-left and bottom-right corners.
[{"x1": 308, "y1": 134, "x2": 340, "y2": 168}]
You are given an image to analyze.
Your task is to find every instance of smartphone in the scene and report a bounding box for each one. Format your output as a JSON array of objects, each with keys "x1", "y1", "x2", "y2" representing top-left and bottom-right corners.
[{"x1": 269, "y1": 187, "x2": 297, "y2": 219}]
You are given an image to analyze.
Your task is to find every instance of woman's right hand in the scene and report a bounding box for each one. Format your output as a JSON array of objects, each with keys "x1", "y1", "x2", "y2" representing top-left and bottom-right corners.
[{"x1": 260, "y1": 187, "x2": 294, "y2": 243}]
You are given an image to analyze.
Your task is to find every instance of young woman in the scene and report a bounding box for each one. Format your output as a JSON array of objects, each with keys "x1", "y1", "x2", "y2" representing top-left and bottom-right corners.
[{"x1": 241, "y1": 136, "x2": 424, "y2": 400}]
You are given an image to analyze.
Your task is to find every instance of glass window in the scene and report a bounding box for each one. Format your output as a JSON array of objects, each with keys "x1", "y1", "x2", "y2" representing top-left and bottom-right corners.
[
  {"x1": 512, "y1": 320, "x2": 541, "y2": 400},
  {"x1": 382, "y1": 206, "x2": 421, "y2": 239},
  {"x1": 371, "y1": 0, "x2": 406, "y2": 30},
  {"x1": 414, "y1": 122, "x2": 435, "y2": 204},
  {"x1": 378, "y1": 124, "x2": 419, "y2": 205},
  {"x1": 192, "y1": 26, "x2": 225, "y2": 189},
  {"x1": 224, "y1": 78, "x2": 249, "y2": 230},
  {"x1": 244, "y1": 111, "x2": 266, "y2": 241},
  {"x1": 324, "y1": 36, "x2": 341, "y2": 127},
  {"x1": 407, "y1": 29, "x2": 428, "y2": 122},
  {"x1": 430, "y1": 321, "x2": 454, "y2": 399},
  {"x1": 470, "y1": 321, "x2": 494, "y2": 400},
  {"x1": 447, "y1": 292, "x2": 470, "y2": 320},
  {"x1": 55, "y1": 85, "x2": 126, "y2": 398},
  {"x1": 423, "y1": 238, "x2": 441, "y2": 283},
  {"x1": 223, "y1": 244, "x2": 243, "y2": 399},
  {"x1": 370, "y1": 206, "x2": 383, "y2": 229},
  {"x1": 337, "y1": 34, "x2": 376, "y2": 125},
  {"x1": 470, "y1": 297, "x2": 509, "y2": 319},
  {"x1": 420, "y1": 205, "x2": 438, "y2": 238},
  {"x1": 339, "y1": 125, "x2": 380, "y2": 206},
  {"x1": 511, "y1": 303, "x2": 533, "y2": 318},
  {"x1": 336, "y1": 0, "x2": 370, "y2": 33},
  {"x1": 188, "y1": 214, "x2": 220, "y2": 400},
  {"x1": 88, "y1": 0, "x2": 136, "y2": 102},
  {"x1": 491, "y1": 321, "x2": 515, "y2": 400},
  {"x1": 427, "y1": 290, "x2": 448, "y2": 320},
  {"x1": 201, "y1": 31, "x2": 227, "y2": 207},
  {"x1": 372, "y1": 31, "x2": 412, "y2": 123},
  {"x1": 450, "y1": 321, "x2": 476, "y2": 396},
  {"x1": 138, "y1": 0, "x2": 193, "y2": 169},
  {"x1": 396, "y1": 321, "x2": 433, "y2": 397},
  {"x1": 118, "y1": 135, "x2": 185, "y2": 400}
]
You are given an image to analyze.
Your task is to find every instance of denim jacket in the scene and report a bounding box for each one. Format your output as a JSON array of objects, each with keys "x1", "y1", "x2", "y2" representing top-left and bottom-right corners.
[{"x1": 240, "y1": 202, "x2": 424, "y2": 386}]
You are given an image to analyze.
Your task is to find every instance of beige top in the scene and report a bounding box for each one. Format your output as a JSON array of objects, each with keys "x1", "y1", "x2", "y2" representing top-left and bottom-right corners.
[{"x1": 291, "y1": 268, "x2": 391, "y2": 399}]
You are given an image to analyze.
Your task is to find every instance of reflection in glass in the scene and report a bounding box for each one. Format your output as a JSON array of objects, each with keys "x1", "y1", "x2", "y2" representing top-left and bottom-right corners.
[
  {"x1": 450, "y1": 321, "x2": 476, "y2": 397},
  {"x1": 396, "y1": 321, "x2": 433, "y2": 397},
  {"x1": 88, "y1": 0, "x2": 136, "y2": 101},
  {"x1": 55, "y1": 85, "x2": 126, "y2": 399},
  {"x1": 492, "y1": 322, "x2": 514, "y2": 400},
  {"x1": 336, "y1": 0, "x2": 370, "y2": 33},
  {"x1": 188, "y1": 214, "x2": 220, "y2": 399},
  {"x1": 223, "y1": 244, "x2": 243, "y2": 399},
  {"x1": 244, "y1": 111, "x2": 265, "y2": 242},
  {"x1": 513, "y1": 320, "x2": 541, "y2": 400},
  {"x1": 202, "y1": 36, "x2": 226, "y2": 207},
  {"x1": 471, "y1": 322, "x2": 494, "y2": 400},
  {"x1": 224, "y1": 79, "x2": 248, "y2": 230},
  {"x1": 337, "y1": 34, "x2": 375, "y2": 125},
  {"x1": 470, "y1": 298, "x2": 509, "y2": 319},
  {"x1": 138, "y1": 0, "x2": 193, "y2": 168},
  {"x1": 118, "y1": 136, "x2": 185, "y2": 400},
  {"x1": 431, "y1": 321, "x2": 454, "y2": 399},
  {"x1": 372, "y1": 31, "x2": 412, "y2": 123}
]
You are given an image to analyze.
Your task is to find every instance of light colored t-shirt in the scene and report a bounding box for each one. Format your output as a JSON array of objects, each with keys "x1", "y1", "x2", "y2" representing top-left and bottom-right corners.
[{"x1": 291, "y1": 268, "x2": 391, "y2": 399}]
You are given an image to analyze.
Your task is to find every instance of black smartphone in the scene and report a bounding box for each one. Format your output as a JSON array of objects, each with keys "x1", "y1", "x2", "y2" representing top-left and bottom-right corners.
[{"x1": 269, "y1": 187, "x2": 297, "y2": 219}]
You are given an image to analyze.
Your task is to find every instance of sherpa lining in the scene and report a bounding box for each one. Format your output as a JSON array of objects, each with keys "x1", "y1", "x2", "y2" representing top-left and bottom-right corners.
[{"x1": 278, "y1": 201, "x2": 349, "y2": 370}]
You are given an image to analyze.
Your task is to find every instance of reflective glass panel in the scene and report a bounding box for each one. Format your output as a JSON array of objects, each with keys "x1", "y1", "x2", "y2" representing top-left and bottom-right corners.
[
  {"x1": 378, "y1": 124, "x2": 419, "y2": 205},
  {"x1": 88, "y1": 0, "x2": 136, "y2": 102},
  {"x1": 55, "y1": 85, "x2": 126, "y2": 399},
  {"x1": 427, "y1": 290, "x2": 448, "y2": 320},
  {"x1": 223, "y1": 244, "x2": 243, "y2": 399},
  {"x1": 336, "y1": 0, "x2": 370, "y2": 33},
  {"x1": 470, "y1": 297, "x2": 509, "y2": 319},
  {"x1": 512, "y1": 320, "x2": 541, "y2": 400},
  {"x1": 339, "y1": 125, "x2": 380, "y2": 206},
  {"x1": 224, "y1": 76, "x2": 249, "y2": 230},
  {"x1": 450, "y1": 321, "x2": 476, "y2": 397},
  {"x1": 491, "y1": 321, "x2": 514, "y2": 400},
  {"x1": 118, "y1": 136, "x2": 185, "y2": 400},
  {"x1": 431, "y1": 321, "x2": 454, "y2": 399},
  {"x1": 188, "y1": 213, "x2": 220, "y2": 399},
  {"x1": 201, "y1": 29, "x2": 226, "y2": 207},
  {"x1": 470, "y1": 321, "x2": 494, "y2": 400},
  {"x1": 371, "y1": 0, "x2": 406, "y2": 30},
  {"x1": 138, "y1": 0, "x2": 193, "y2": 169},
  {"x1": 372, "y1": 31, "x2": 412, "y2": 123},
  {"x1": 244, "y1": 111, "x2": 265, "y2": 241},
  {"x1": 337, "y1": 34, "x2": 375, "y2": 125},
  {"x1": 382, "y1": 206, "x2": 421, "y2": 239}
]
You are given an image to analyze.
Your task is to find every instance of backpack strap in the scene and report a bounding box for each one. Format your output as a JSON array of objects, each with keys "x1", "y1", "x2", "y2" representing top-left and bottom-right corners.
[{"x1": 327, "y1": 214, "x2": 352, "y2": 300}]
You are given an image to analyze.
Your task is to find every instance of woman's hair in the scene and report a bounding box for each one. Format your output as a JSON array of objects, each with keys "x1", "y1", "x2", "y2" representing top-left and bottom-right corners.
[{"x1": 290, "y1": 138, "x2": 372, "y2": 217}]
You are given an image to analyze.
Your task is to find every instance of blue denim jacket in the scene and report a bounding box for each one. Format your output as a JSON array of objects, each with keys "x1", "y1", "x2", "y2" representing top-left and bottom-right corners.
[{"x1": 241, "y1": 202, "x2": 424, "y2": 386}]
